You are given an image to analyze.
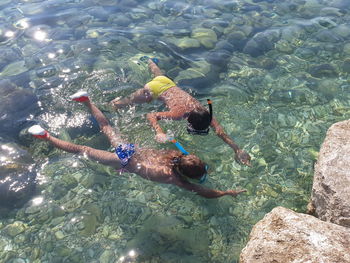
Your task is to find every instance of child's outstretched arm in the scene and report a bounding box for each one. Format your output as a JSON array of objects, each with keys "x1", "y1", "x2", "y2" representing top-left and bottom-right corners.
[
  {"x1": 174, "y1": 179, "x2": 246, "y2": 199},
  {"x1": 210, "y1": 117, "x2": 251, "y2": 166},
  {"x1": 146, "y1": 111, "x2": 183, "y2": 143}
]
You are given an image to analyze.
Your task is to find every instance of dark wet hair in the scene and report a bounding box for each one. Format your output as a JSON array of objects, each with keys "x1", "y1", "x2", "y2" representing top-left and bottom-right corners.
[
  {"x1": 187, "y1": 108, "x2": 211, "y2": 131},
  {"x1": 173, "y1": 154, "x2": 207, "y2": 180}
]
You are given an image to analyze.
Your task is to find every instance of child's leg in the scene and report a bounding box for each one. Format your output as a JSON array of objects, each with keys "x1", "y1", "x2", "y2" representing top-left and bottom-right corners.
[
  {"x1": 109, "y1": 87, "x2": 152, "y2": 110},
  {"x1": 28, "y1": 125, "x2": 121, "y2": 168},
  {"x1": 48, "y1": 135, "x2": 120, "y2": 168},
  {"x1": 148, "y1": 59, "x2": 163, "y2": 76},
  {"x1": 81, "y1": 99, "x2": 122, "y2": 148}
]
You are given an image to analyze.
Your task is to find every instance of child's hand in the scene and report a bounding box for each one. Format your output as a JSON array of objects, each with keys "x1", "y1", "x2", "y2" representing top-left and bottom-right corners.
[
  {"x1": 235, "y1": 149, "x2": 251, "y2": 166},
  {"x1": 155, "y1": 133, "x2": 168, "y2": 143},
  {"x1": 225, "y1": 189, "x2": 247, "y2": 197}
]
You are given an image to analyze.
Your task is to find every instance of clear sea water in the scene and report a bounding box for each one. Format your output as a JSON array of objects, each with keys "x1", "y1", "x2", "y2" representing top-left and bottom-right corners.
[{"x1": 1, "y1": 0, "x2": 350, "y2": 262}]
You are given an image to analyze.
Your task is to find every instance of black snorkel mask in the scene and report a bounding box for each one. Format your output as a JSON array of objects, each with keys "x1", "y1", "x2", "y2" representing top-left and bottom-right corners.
[{"x1": 187, "y1": 99, "x2": 213, "y2": 135}]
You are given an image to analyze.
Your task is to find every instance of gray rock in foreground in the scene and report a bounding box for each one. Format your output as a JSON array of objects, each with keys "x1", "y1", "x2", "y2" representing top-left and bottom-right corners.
[
  {"x1": 311, "y1": 120, "x2": 350, "y2": 227},
  {"x1": 240, "y1": 207, "x2": 350, "y2": 263}
]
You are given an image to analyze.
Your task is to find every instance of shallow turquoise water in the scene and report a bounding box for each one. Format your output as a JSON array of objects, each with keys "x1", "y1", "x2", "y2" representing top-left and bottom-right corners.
[{"x1": 1, "y1": 0, "x2": 350, "y2": 262}]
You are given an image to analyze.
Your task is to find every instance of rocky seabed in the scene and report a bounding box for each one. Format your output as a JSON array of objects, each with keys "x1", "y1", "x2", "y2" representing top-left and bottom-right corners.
[{"x1": 240, "y1": 120, "x2": 350, "y2": 263}]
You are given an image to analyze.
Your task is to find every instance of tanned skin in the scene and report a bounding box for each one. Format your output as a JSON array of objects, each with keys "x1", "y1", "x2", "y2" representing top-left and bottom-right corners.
[
  {"x1": 34, "y1": 98, "x2": 246, "y2": 199},
  {"x1": 110, "y1": 59, "x2": 251, "y2": 166}
]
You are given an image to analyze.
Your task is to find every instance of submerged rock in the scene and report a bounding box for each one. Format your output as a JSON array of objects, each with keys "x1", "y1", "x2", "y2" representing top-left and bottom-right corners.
[
  {"x1": 191, "y1": 28, "x2": 218, "y2": 49},
  {"x1": 341, "y1": 58, "x2": 350, "y2": 73},
  {"x1": 315, "y1": 29, "x2": 343, "y2": 43},
  {"x1": 127, "y1": 215, "x2": 209, "y2": 259},
  {"x1": 240, "y1": 207, "x2": 350, "y2": 263},
  {"x1": 0, "y1": 79, "x2": 38, "y2": 135},
  {"x1": 311, "y1": 120, "x2": 350, "y2": 227},
  {"x1": 0, "y1": 141, "x2": 36, "y2": 210},
  {"x1": 308, "y1": 64, "x2": 338, "y2": 78},
  {"x1": 205, "y1": 49, "x2": 231, "y2": 68},
  {"x1": 0, "y1": 60, "x2": 28, "y2": 77},
  {"x1": 174, "y1": 60, "x2": 218, "y2": 88},
  {"x1": 2, "y1": 221, "x2": 28, "y2": 237},
  {"x1": 243, "y1": 29, "x2": 281, "y2": 57},
  {"x1": 0, "y1": 47, "x2": 22, "y2": 71},
  {"x1": 170, "y1": 37, "x2": 201, "y2": 50}
]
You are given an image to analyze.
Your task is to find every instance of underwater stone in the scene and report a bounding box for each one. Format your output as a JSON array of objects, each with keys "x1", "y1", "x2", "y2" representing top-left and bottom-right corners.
[
  {"x1": 119, "y1": 0, "x2": 138, "y2": 8},
  {"x1": 66, "y1": 14, "x2": 92, "y2": 28},
  {"x1": 258, "y1": 57, "x2": 277, "y2": 70},
  {"x1": 109, "y1": 15, "x2": 131, "y2": 27},
  {"x1": 243, "y1": 29, "x2": 281, "y2": 57},
  {"x1": 80, "y1": 173, "x2": 108, "y2": 189},
  {"x1": 295, "y1": 47, "x2": 316, "y2": 59},
  {"x1": 36, "y1": 65, "x2": 57, "y2": 78},
  {"x1": 341, "y1": 59, "x2": 350, "y2": 73},
  {"x1": 54, "y1": 230, "x2": 65, "y2": 240},
  {"x1": 0, "y1": 47, "x2": 22, "y2": 71},
  {"x1": 205, "y1": 49, "x2": 231, "y2": 67},
  {"x1": 3, "y1": 221, "x2": 27, "y2": 237},
  {"x1": 275, "y1": 39, "x2": 294, "y2": 54},
  {"x1": 320, "y1": 7, "x2": 345, "y2": 16},
  {"x1": 128, "y1": 215, "x2": 209, "y2": 255},
  {"x1": 227, "y1": 31, "x2": 248, "y2": 51},
  {"x1": 50, "y1": 28, "x2": 75, "y2": 41},
  {"x1": 86, "y1": 6, "x2": 109, "y2": 21},
  {"x1": 170, "y1": 37, "x2": 201, "y2": 50},
  {"x1": 315, "y1": 29, "x2": 343, "y2": 43},
  {"x1": 191, "y1": 28, "x2": 218, "y2": 49},
  {"x1": 0, "y1": 60, "x2": 28, "y2": 77},
  {"x1": 79, "y1": 214, "x2": 98, "y2": 236},
  {"x1": 129, "y1": 11, "x2": 149, "y2": 21},
  {"x1": 309, "y1": 64, "x2": 338, "y2": 78},
  {"x1": 0, "y1": 238, "x2": 7, "y2": 253},
  {"x1": 175, "y1": 61, "x2": 218, "y2": 88},
  {"x1": 215, "y1": 85, "x2": 249, "y2": 104},
  {"x1": 49, "y1": 178, "x2": 77, "y2": 200},
  {"x1": 55, "y1": 246, "x2": 71, "y2": 257},
  {"x1": 333, "y1": 24, "x2": 350, "y2": 38},
  {"x1": 99, "y1": 250, "x2": 114, "y2": 263},
  {"x1": 215, "y1": 40, "x2": 235, "y2": 52},
  {"x1": 281, "y1": 25, "x2": 306, "y2": 43},
  {"x1": 0, "y1": 142, "x2": 36, "y2": 209},
  {"x1": 83, "y1": 203, "x2": 103, "y2": 222},
  {"x1": 315, "y1": 78, "x2": 341, "y2": 98},
  {"x1": 343, "y1": 43, "x2": 350, "y2": 55},
  {"x1": 329, "y1": 0, "x2": 349, "y2": 9},
  {"x1": 86, "y1": 29, "x2": 100, "y2": 38}
]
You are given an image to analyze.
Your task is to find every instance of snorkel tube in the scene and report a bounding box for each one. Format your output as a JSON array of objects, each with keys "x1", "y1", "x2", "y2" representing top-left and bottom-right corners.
[
  {"x1": 169, "y1": 138, "x2": 189, "y2": 155},
  {"x1": 207, "y1": 99, "x2": 213, "y2": 123}
]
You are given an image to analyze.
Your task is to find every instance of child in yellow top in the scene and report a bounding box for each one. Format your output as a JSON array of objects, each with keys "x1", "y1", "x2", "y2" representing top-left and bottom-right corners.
[
  {"x1": 146, "y1": 76, "x2": 176, "y2": 99},
  {"x1": 110, "y1": 58, "x2": 251, "y2": 167}
]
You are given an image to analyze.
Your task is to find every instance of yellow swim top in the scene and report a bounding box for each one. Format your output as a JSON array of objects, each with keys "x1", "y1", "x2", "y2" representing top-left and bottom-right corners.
[{"x1": 146, "y1": 76, "x2": 176, "y2": 99}]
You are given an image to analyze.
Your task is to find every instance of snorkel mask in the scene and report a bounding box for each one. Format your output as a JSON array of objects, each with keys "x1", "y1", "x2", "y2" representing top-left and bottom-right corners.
[
  {"x1": 187, "y1": 99, "x2": 213, "y2": 135},
  {"x1": 170, "y1": 138, "x2": 208, "y2": 184}
]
